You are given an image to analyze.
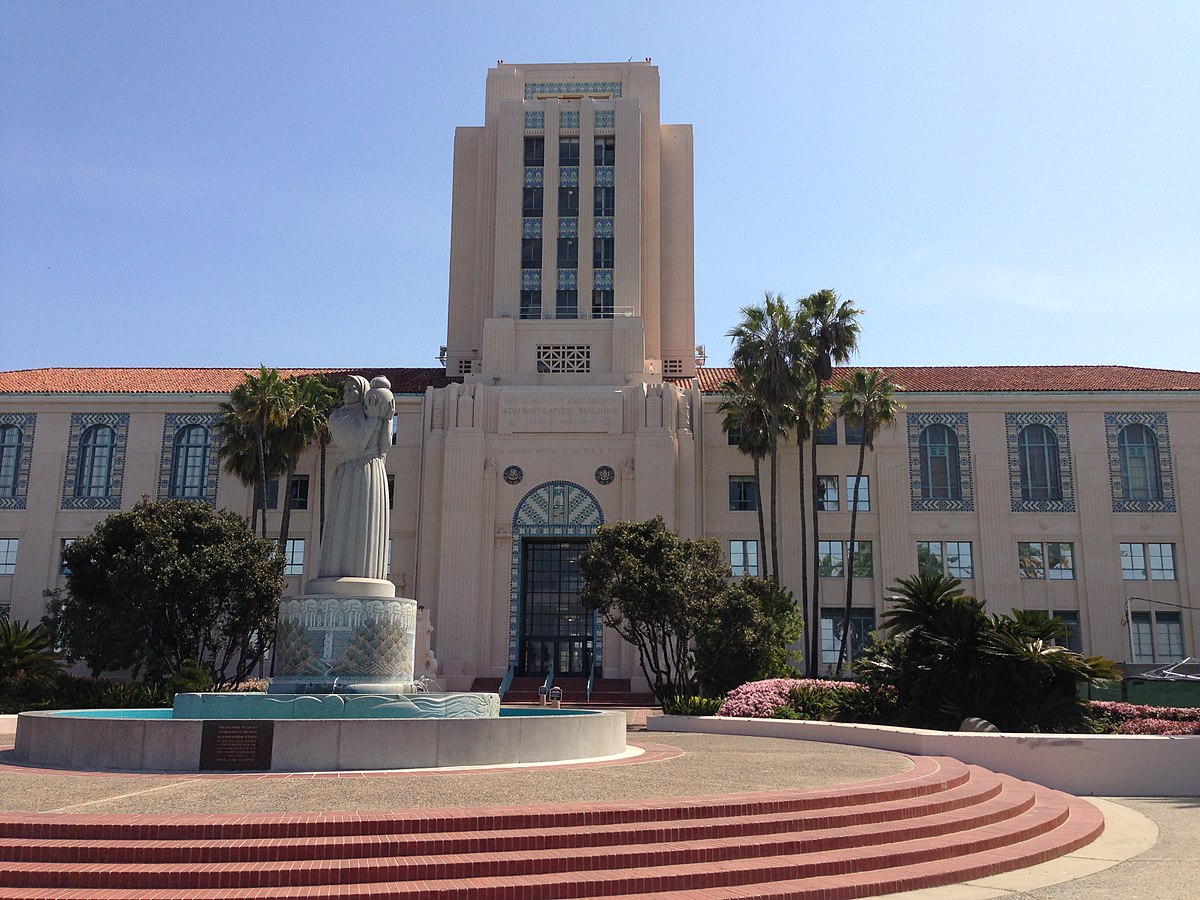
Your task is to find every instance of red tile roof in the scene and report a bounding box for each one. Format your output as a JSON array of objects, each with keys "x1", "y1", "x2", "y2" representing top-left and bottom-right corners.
[
  {"x1": 692, "y1": 365, "x2": 1200, "y2": 394},
  {"x1": 1, "y1": 365, "x2": 1197, "y2": 396},
  {"x1": 0, "y1": 367, "x2": 461, "y2": 395}
]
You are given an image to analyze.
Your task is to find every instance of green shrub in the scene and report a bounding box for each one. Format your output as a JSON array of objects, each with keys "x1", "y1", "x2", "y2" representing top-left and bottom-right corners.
[
  {"x1": 662, "y1": 695, "x2": 723, "y2": 716},
  {"x1": 164, "y1": 660, "x2": 214, "y2": 695}
]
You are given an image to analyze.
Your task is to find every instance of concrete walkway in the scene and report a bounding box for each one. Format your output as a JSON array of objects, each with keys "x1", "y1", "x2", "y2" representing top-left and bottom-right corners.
[{"x1": 0, "y1": 717, "x2": 1191, "y2": 897}]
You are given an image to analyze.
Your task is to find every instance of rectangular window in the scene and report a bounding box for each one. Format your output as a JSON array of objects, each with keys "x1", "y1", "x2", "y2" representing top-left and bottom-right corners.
[
  {"x1": 387, "y1": 474, "x2": 395, "y2": 510},
  {"x1": 60, "y1": 537, "x2": 75, "y2": 576},
  {"x1": 844, "y1": 421, "x2": 864, "y2": 445},
  {"x1": 918, "y1": 540, "x2": 974, "y2": 579},
  {"x1": 386, "y1": 538, "x2": 392, "y2": 578},
  {"x1": 817, "y1": 476, "x2": 839, "y2": 511},
  {"x1": 594, "y1": 135, "x2": 615, "y2": 166},
  {"x1": 1148, "y1": 543, "x2": 1176, "y2": 581},
  {"x1": 264, "y1": 477, "x2": 280, "y2": 510},
  {"x1": 524, "y1": 136, "x2": 544, "y2": 166},
  {"x1": 849, "y1": 540, "x2": 873, "y2": 578},
  {"x1": 730, "y1": 539, "x2": 759, "y2": 576},
  {"x1": 557, "y1": 185, "x2": 579, "y2": 216},
  {"x1": 847, "y1": 476, "x2": 870, "y2": 512},
  {"x1": 1052, "y1": 610, "x2": 1083, "y2": 652},
  {"x1": 820, "y1": 607, "x2": 876, "y2": 665},
  {"x1": 1156, "y1": 611, "x2": 1184, "y2": 662},
  {"x1": 522, "y1": 186, "x2": 543, "y2": 216},
  {"x1": 818, "y1": 540, "x2": 844, "y2": 578},
  {"x1": 1120, "y1": 542, "x2": 1146, "y2": 580},
  {"x1": 0, "y1": 538, "x2": 17, "y2": 575},
  {"x1": 283, "y1": 539, "x2": 305, "y2": 577},
  {"x1": 557, "y1": 237, "x2": 578, "y2": 267},
  {"x1": 287, "y1": 474, "x2": 309, "y2": 511},
  {"x1": 1019, "y1": 542, "x2": 1075, "y2": 580},
  {"x1": 555, "y1": 289, "x2": 578, "y2": 318},
  {"x1": 593, "y1": 186, "x2": 615, "y2": 217},
  {"x1": 728, "y1": 476, "x2": 757, "y2": 512},
  {"x1": 1130, "y1": 611, "x2": 1154, "y2": 662},
  {"x1": 592, "y1": 237, "x2": 614, "y2": 269},
  {"x1": 521, "y1": 237, "x2": 542, "y2": 269},
  {"x1": 520, "y1": 289, "x2": 542, "y2": 319},
  {"x1": 558, "y1": 136, "x2": 580, "y2": 165},
  {"x1": 591, "y1": 289, "x2": 614, "y2": 319},
  {"x1": 815, "y1": 420, "x2": 838, "y2": 445},
  {"x1": 391, "y1": 414, "x2": 398, "y2": 446}
]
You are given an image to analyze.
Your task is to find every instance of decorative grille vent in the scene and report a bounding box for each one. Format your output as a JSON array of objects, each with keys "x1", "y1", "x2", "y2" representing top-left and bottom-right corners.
[
  {"x1": 537, "y1": 345, "x2": 591, "y2": 374},
  {"x1": 663, "y1": 359, "x2": 684, "y2": 375}
]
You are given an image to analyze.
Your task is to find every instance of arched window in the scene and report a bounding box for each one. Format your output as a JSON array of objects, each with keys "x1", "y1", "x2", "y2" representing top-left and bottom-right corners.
[
  {"x1": 1119, "y1": 423, "x2": 1162, "y2": 501},
  {"x1": 0, "y1": 425, "x2": 22, "y2": 498},
  {"x1": 169, "y1": 425, "x2": 210, "y2": 498},
  {"x1": 919, "y1": 423, "x2": 961, "y2": 500},
  {"x1": 1017, "y1": 424, "x2": 1061, "y2": 500},
  {"x1": 74, "y1": 424, "x2": 116, "y2": 498}
]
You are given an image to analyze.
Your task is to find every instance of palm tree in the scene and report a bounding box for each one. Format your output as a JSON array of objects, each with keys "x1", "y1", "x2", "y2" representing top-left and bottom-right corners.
[
  {"x1": 220, "y1": 367, "x2": 296, "y2": 538},
  {"x1": 718, "y1": 374, "x2": 773, "y2": 575},
  {"x1": 795, "y1": 289, "x2": 862, "y2": 676},
  {"x1": 834, "y1": 368, "x2": 903, "y2": 675},
  {"x1": 280, "y1": 375, "x2": 340, "y2": 549},
  {"x1": 728, "y1": 293, "x2": 803, "y2": 582}
]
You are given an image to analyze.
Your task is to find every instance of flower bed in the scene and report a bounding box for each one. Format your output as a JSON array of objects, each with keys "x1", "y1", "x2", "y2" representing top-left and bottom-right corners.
[
  {"x1": 717, "y1": 678, "x2": 863, "y2": 719},
  {"x1": 1088, "y1": 700, "x2": 1200, "y2": 735}
]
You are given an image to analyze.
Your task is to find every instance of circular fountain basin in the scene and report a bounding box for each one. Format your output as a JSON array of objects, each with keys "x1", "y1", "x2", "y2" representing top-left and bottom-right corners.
[{"x1": 13, "y1": 704, "x2": 627, "y2": 772}]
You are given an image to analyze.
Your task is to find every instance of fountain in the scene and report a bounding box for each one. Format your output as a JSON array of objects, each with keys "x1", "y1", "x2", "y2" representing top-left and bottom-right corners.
[{"x1": 13, "y1": 376, "x2": 626, "y2": 771}]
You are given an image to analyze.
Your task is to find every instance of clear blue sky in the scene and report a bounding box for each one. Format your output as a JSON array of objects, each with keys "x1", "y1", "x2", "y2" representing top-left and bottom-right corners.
[{"x1": 3, "y1": 2, "x2": 1197, "y2": 372}]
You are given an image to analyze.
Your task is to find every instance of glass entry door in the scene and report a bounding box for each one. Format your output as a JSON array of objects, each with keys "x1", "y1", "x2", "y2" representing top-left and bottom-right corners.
[{"x1": 519, "y1": 539, "x2": 594, "y2": 676}]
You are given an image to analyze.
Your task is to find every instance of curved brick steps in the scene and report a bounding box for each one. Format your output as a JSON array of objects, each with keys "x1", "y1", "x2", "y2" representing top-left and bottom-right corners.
[{"x1": 0, "y1": 756, "x2": 1103, "y2": 899}]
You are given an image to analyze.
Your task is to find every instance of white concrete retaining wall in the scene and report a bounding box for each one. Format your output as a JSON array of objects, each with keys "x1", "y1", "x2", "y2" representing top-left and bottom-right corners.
[
  {"x1": 650, "y1": 715, "x2": 1200, "y2": 797},
  {"x1": 15, "y1": 709, "x2": 627, "y2": 772}
]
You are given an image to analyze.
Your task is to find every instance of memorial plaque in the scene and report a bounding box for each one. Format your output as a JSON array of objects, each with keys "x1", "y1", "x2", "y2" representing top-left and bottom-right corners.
[{"x1": 199, "y1": 721, "x2": 274, "y2": 771}]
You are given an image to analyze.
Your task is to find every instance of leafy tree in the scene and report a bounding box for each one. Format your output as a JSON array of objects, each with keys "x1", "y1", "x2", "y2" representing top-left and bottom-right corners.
[
  {"x1": 693, "y1": 576, "x2": 802, "y2": 697},
  {"x1": 855, "y1": 572, "x2": 1120, "y2": 731},
  {"x1": 50, "y1": 498, "x2": 285, "y2": 686},
  {"x1": 274, "y1": 374, "x2": 339, "y2": 553},
  {"x1": 834, "y1": 369, "x2": 903, "y2": 674},
  {"x1": 219, "y1": 367, "x2": 296, "y2": 538},
  {"x1": 294, "y1": 374, "x2": 341, "y2": 538},
  {"x1": 794, "y1": 289, "x2": 862, "y2": 675},
  {"x1": 578, "y1": 517, "x2": 727, "y2": 705}
]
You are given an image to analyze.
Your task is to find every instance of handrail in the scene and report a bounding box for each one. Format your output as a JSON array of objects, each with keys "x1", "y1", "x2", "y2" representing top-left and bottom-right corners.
[
  {"x1": 542, "y1": 664, "x2": 555, "y2": 696},
  {"x1": 586, "y1": 663, "x2": 596, "y2": 703},
  {"x1": 497, "y1": 664, "x2": 516, "y2": 702}
]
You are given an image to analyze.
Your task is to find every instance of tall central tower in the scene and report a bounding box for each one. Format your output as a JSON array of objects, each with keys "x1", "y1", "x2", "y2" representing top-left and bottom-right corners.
[{"x1": 445, "y1": 62, "x2": 695, "y2": 384}]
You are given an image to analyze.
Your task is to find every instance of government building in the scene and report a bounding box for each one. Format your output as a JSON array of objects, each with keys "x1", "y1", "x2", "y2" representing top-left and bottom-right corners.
[{"x1": 1, "y1": 62, "x2": 1197, "y2": 690}]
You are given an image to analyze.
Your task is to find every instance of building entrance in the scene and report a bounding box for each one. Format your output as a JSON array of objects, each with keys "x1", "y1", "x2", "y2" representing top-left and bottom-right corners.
[{"x1": 519, "y1": 539, "x2": 595, "y2": 676}]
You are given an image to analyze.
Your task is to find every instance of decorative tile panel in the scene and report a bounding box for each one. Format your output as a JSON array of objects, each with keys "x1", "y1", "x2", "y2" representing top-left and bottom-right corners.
[
  {"x1": 0, "y1": 413, "x2": 35, "y2": 510},
  {"x1": 508, "y1": 481, "x2": 606, "y2": 669},
  {"x1": 1105, "y1": 412, "x2": 1176, "y2": 513},
  {"x1": 559, "y1": 166, "x2": 579, "y2": 188},
  {"x1": 593, "y1": 268, "x2": 614, "y2": 290},
  {"x1": 559, "y1": 110, "x2": 580, "y2": 129},
  {"x1": 594, "y1": 216, "x2": 614, "y2": 238},
  {"x1": 522, "y1": 217, "x2": 542, "y2": 239},
  {"x1": 525, "y1": 82, "x2": 622, "y2": 100},
  {"x1": 557, "y1": 269, "x2": 577, "y2": 290},
  {"x1": 594, "y1": 109, "x2": 615, "y2": 129},
  {"x1": 524, "y1": 111, "x2": 545, "y2": 129},
  {"x1": 1004, "y1": 412, "x2": 1075, "y2": 513},
  {"x1": 61, "y1": 413, "x2": 130, "y2": 510},
  {"x1": 594, "y1": 166, "x2": 615, "y2": 187},
  {"x1": 558, "y1": 217, "x2": 578, "y2": 239},
  {"x1": 907, "y1": 412, "x2": 974, "y2": 512},
  {"x1": 156, "y1": 413, "x2": 222, "y2": 506},
  {"x1": 521, "y1": 269, "x2": 541, "y2": 290},
  {"x1": 523, "y1": 166, "x2": 543, "y2": 188}
]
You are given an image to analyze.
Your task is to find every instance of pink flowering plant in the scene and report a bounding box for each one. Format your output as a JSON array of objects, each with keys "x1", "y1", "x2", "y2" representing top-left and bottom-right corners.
[
  {"x1": 1087, "y1": 700, "x2": 1200, "y2": 734},
  {"x1": 717, "y1": 677, "x2": 896, "y2": 722}
]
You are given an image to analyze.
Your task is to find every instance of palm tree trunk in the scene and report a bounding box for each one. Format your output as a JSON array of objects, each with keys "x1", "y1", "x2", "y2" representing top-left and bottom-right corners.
[
  {"x1": 256, "y1": 427, "x2": 268, "y2": 540},
  {"x1": 753, "y1": 457, "x2": 767, "y2": 576},
  {"x1": 278, "y1": 457, "x2": 296, "y2": 555},
  {"x1": 837, "y1": 441, "x2": 868, "y2": 675},
  {"x1": 768, "y1": 410, "x2": 781, "y2": 582},
  {"x1": 797, "y1": 435, "x2": 809, "y2": 661},
  {"x1": 808, "y1": 389, "x2": 823, "y2": 677},
  {"x1": 318, "y1": 439, "x2": 328, "y2": 538}
]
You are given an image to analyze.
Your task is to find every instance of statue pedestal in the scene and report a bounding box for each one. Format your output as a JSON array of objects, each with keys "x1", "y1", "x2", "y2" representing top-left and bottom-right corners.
[{"x1": 269, "y1": 578, "x2": 418, "y2": 695}]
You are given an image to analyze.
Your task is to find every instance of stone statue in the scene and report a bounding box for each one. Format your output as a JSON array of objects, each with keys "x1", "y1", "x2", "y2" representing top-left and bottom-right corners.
[{"x1": 317, "y1": 375, "x2": 394, "y2": 580}]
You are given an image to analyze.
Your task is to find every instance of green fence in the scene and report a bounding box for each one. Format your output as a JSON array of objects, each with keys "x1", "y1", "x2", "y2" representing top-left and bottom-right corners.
[{"x1": 1084, "y1": 679, "x2": 1200, "y2": 708}]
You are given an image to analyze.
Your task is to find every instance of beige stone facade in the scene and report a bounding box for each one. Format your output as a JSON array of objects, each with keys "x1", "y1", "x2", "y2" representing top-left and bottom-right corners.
[{"x1": 1, "y1": 64, "x2": 1197, "y2": 688}]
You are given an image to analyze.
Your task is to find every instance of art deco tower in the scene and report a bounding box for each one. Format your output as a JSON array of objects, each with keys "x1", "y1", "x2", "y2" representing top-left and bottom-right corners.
[{"x1": 445, "y1": 62, "x2": 695, "y2": 384}]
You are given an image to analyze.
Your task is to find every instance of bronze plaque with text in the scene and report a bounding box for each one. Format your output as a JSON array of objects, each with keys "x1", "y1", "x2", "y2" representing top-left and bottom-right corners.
[{"x1": 199, "y1": 721, "x2": 274, "y2": 770}]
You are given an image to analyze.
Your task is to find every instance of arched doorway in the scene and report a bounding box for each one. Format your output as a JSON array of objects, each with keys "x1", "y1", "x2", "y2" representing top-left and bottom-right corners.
[{"x1": 509, "y1": 481, "x2": 604, "y2": 676}]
